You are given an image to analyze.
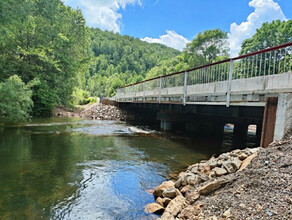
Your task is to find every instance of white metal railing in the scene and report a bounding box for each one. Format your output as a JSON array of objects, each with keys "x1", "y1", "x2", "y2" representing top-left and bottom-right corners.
[{"x1": 116, "y1": 42, "x2": 292, "y2": 107}]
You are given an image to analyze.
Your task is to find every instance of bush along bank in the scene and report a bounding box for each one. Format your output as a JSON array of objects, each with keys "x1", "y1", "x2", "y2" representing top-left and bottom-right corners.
[{"x1": 145, "y1": 136, "x2": 292, "y2": 219}]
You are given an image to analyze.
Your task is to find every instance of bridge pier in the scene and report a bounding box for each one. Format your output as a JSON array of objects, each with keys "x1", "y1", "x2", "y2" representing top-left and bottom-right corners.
[
  {"x1": 160, "y1": 120, "x2": 172, "y2": 131},
  {"x1": 274, "y1": 93, "x2": 292, "y2": 141},
  {"x1": 232, "y1": 123, "x2": 248, "y2": 149},
  {"x1": 255, "y1": 123, "x2": 262, "y2": 147}
]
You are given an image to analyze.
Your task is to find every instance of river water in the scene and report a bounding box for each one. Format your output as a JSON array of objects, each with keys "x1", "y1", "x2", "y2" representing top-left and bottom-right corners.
[{"x1": 0, "y1": 118, "x2": 222, "y2": 219}]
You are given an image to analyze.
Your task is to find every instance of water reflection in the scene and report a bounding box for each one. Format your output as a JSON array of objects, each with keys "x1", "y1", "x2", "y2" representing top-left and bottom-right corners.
[{"x1": 0, "y1": 118, "x2": 217, "y2": 219}]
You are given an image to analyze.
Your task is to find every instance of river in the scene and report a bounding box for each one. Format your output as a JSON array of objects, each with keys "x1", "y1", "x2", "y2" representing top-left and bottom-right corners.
[{"x1": 0, "y1": 117, "x2": 224, "y2": 219}]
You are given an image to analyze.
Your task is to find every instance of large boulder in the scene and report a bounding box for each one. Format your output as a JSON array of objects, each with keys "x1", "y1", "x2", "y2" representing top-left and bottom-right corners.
[
  {"x1": 153, "y1": 181, "x2": 175, "y2": 198},
  {"x1": 182, "y1": 173, "x2": 200, "y2": 186},
  {"x1": 230, "y1": 157, "x2": 242, "y2": 170},
  {"x1": 222, "y1": 160, "x2": 236, "y2": 174},
  {"x1": 174, "y1": 177, "x2": 183, "y2": 188},
  {"x1": 180, "y1": 184, "x2": 195, "y2": 194},
  {"x1": 185, "y1": 191, "x2": 200, "y2": 204},
  {"x1": 198, "y1": 177, "x2": 236, "y2": 195},
  {"x1": 212, "y1": 167, "x2": 227, "y2": 176},
  {"x1": 144, "y1": 203, "x2": 164, "y2": 215},
  {"x1": 178, "y1": 204, "x2": 202, "y2": 219},
  {"x1": 156, "y1": 197, "x2": 164, "y2": 207},
  {"x1": 161, "y1": 195, "x2": 186, "y2": 218},
  {"x1": 162, "y1": 188, "x2": 177, "y2": 199},
  {"x1": 161, "y1": 197, "x2": 172, "y2": 207}
]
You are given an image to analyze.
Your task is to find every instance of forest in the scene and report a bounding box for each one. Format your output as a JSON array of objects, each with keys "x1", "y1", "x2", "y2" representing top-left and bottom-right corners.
[{"x1": 0, "y1": 0, "x2": 291, "y2": 121}]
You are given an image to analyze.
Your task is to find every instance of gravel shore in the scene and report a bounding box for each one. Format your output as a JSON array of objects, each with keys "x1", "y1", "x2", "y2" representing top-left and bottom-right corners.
[
  {"x1": 146, "y1": 134, "x2": 292, "y2": 220},
  {"x1": 54, "y1": 103, "x2": 128, "y2": 121}
]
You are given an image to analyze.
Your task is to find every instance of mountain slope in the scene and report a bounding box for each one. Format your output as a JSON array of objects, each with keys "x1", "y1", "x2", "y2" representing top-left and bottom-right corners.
[{"x1": 86, "y1": 28, "x2": 180, "y2": 97}]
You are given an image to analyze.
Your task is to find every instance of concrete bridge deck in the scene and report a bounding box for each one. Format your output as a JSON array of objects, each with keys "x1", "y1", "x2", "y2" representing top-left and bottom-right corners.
[{"x1": 116, "y1": 42, "x2": 292, "y2": 148}]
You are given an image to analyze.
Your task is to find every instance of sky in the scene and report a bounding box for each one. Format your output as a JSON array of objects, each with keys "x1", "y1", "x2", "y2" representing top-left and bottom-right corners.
[{"x1": 63, "y1": 0, "x2": 291, "y2": 56}]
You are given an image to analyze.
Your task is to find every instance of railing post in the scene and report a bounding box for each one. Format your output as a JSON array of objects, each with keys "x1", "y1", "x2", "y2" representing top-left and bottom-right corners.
[
  {"x1": 159, "y1": 77, "x2": 162, "y2": 104},
  {"x1": 226, "y1": 60, "x2": 233, "y2": 107},
  {"x1": 143, "y1": 82, "x2": 145, "y2": 102},
  {"x1": 132, "y1": 85, "x2": 134, "y2": 103},
  {"x1": 183, "y1": 71, "x2": 188, "y2": 105}
]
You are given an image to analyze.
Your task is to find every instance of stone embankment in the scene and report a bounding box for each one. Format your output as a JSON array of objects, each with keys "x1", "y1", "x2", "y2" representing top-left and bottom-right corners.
[
  {"x1": 54, "y1": 103, "x2": 129, "y2": 121},
  {"x1": 145, "y1": 135, "x2": 292, "y2": 219}
]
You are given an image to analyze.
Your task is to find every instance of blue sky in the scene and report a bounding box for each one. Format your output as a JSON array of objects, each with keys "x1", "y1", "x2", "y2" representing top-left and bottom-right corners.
[{"x1": 63, "y1": 0, "x2": 291, "y2": 56}]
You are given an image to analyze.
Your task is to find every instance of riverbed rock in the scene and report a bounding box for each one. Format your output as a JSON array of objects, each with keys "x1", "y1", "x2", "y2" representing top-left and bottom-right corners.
[
  {"x1": 178, "y1": 204, "x2": 202, "y2": 219},
  {"x1": 162, "y1": 188, "x2": 177, "y2": 199},
  {"x1": 190, "y1": 166, "x2": 200, "y2": 174},
  {"x1": 162, "y1": 195, "x2": 186, "y2": 218},
  {"x1": 222, "y1": 160, "x2": 236, "y2": 174},
  {"x1": 198, "y1": 177, "x2": 236, "y2": 195},
  {"x1": 208, "y1": 157, "x2": 218, "y2": 168},
  {"x1": 153, "y1": 181, "x2": 175, "y2": 198},
  {"x1": 180, "y1": 184, "x2": 195, "y2": 194},
  {"x1": 144, "y1": 203, "x2": 164, "y2": 214},
  {"x1": 175, "y1": 177, "x2": 183, "y2": 188},
  {"x1": 159, "y1": 212, "x2": 175, "y2": 220},
  {"x1": 238, "y1": 153, "x2": 258, "y2": 171},
  {"x1": 185, "y1": 191, "x2": 200, "y2": 204},
  {"x1": 182, "y1": 173, "x2": 200, "y2": 186},
  {"x1": 238, "y1": 152, "x2": 248, "y2": 160},
  {"x1": 198, "y1": 173, "x2": 209, "y2": 182},
  {"x1": 162, "y1": 197, "x2": 172, "y2": 207},
  {"x1": 231, "y1": 157, "x2": 242, "y2": 170},
  {"x1": 218, "y1": 153, "x2": 230, "y2": 161},
  {"x1": 213, "y1": 167, "x2": 228, "y2": 176},
  {"x1": 156, "y1": 197, "x2": 164, "y2": 207}
]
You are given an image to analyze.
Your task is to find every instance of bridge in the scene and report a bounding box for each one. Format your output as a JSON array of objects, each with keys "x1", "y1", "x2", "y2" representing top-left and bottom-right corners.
[{"x1": 115, "y1": 42, "x2": 292, "y2": 149}]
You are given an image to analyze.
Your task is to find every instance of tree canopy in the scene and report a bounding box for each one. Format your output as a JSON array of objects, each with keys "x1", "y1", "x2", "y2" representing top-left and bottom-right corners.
[
  {"x1": 85, "y1": 28, "x2": 180, "y2": 97},
  {"x1": 0, "y1": 75, "x2": 39, "y2": 121},
  {"x1": 145, "y1": 29, "x2": 230, "y2": 79},
  {"x1": 184, "y1": 29, "x2": 229, "y2": 64},
  {"x1": 0, "y1": 0, "x2": 91, "y2": 115},
  {"x1": 240, "y1": 20, "x2": 292, "y2": 54}
]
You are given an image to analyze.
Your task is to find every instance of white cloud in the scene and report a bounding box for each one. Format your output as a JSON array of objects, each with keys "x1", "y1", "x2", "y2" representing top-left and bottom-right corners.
[
  {"x1": 65, "y1": 0, "x2": 142, "y2": 33},
  {"x1": 228, "y1": 0, "x2": 286, "y2": 57},
  {"x1": 141, "y1": 30, "x2": 190, "y2": 51}
]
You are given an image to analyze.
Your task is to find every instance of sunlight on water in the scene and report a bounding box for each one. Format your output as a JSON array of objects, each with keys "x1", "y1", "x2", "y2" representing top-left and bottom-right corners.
[{"x1": 0, "y1": 117, "x2": 218, "y2": 219}]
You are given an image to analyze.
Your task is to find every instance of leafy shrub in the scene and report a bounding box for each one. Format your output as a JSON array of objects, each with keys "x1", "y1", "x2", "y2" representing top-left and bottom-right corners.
[
  {"x1": 0, "y1": 75, "x2": 39, "y2": 121},
  {"x1": 71, "y1": 88, "x2": 94, "y2": 105},
  {"x1": 32, "y1": 81, "x2": 59, "y2": 116}
]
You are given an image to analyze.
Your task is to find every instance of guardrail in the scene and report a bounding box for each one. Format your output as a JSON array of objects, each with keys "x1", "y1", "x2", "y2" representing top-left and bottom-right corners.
[{"x1": 116, "y1": 42, "x2": 292, "y2": 107}]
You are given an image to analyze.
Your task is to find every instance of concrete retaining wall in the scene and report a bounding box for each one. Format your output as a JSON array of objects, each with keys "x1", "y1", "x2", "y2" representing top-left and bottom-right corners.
[{"x1": 274, "y1": 93, "x2": 292, "y2": 140}]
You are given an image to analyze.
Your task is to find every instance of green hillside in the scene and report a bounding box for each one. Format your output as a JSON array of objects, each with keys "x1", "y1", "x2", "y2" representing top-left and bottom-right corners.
[{"x1": 86, "y1": 28, "x2": 180, "y2": 97}]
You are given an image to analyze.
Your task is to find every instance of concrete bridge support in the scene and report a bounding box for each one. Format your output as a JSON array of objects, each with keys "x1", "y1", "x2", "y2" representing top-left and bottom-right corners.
[
  {"x1": 274, "y1": 93, "x2": 292, "y2": 141},
  {"x1": 232, "y1": 123, "x2": 248, "y2": 148},
  {"x1": 255, "y1": 123, "x2": 262, "y2": 147},
  {"x1": 160, "y1": 121, "x2": 172, "y2": 131}
]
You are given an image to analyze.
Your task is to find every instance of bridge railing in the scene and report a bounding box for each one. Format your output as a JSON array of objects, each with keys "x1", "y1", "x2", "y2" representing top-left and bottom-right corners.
[{"x1": 116, "y1": 42, "x2": 292, "y2": 106}]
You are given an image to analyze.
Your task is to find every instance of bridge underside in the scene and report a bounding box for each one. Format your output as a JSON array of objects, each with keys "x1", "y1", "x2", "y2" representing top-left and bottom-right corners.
[{"x1": 118, "y1": 92, "x2": 292, "y2": 149}]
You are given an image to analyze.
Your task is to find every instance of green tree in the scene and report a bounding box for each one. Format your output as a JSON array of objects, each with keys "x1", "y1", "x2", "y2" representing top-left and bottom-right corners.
[
  {"x1": 240, "y1": 20, "x2": 292, "y2": 54},
  {"x1": 0, "y1": 0, "x2": 91, "y2": 115},
  {"x1": 85, "y1": 28, "x2": 180, "y2": 97},
  {"x1": 0, "y1": 75, "x2": 39, "y2": 121},
  {"x1": 184, "y1": 29, "x2": 229, "y2": 63}
]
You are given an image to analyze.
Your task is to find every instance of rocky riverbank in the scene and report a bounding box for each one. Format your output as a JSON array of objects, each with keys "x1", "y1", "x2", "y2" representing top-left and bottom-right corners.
[
  {"x1": 54, "y1": 103, "x2": 129, "y2": 121},
  {"x1": 145, "y1": 135, "x2": 292, "y2": 219}
]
